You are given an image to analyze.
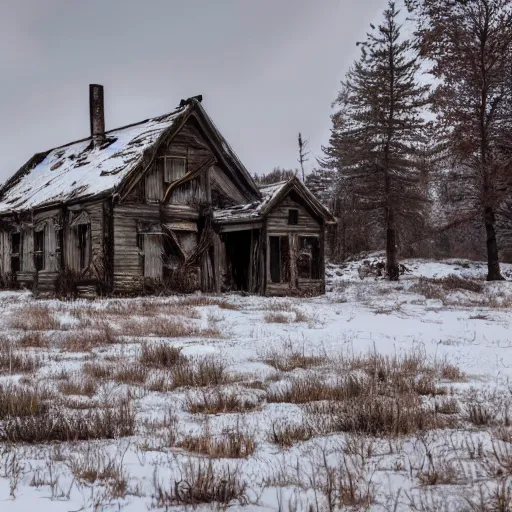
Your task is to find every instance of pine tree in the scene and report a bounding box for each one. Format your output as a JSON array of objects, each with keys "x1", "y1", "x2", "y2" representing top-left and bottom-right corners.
[
  {"x1": 322, "y1": 1, "x2": 430, "y2": 279},
  {"x1": 408, "y1": 0, "x2": 512, "y2": 280}
]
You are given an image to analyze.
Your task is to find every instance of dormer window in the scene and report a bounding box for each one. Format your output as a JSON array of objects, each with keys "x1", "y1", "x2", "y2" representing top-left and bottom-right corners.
[{"x1": 288, "y1": 209, "x2": 299, "y2": 225}]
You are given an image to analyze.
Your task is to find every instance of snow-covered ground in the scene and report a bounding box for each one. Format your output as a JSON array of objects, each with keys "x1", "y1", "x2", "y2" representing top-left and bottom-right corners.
[{"x1": 0, "y1": 257, "x2": 512, "y2": 511}]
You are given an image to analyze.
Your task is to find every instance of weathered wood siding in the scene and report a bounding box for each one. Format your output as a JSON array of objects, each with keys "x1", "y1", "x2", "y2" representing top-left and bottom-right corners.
[{"x1": 265, "y1": 193, "x2": 325, "y2": 296}]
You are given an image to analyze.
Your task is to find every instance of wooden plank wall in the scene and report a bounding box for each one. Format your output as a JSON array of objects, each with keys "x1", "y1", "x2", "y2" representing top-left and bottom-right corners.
[{"x1": 265, "y1": 193, "x2": 324, "y2": 296}]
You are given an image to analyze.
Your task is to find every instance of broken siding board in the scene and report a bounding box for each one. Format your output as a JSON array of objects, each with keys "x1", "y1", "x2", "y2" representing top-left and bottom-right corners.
[{"x1": 145, "y1": 164, "x2": 162, "y2": 202}]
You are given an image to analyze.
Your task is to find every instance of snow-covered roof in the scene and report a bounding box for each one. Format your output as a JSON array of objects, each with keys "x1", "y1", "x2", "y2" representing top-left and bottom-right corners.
[
  {"x1": 213, "y1": 181, "x2": 289, "y2": 222},
  {"x1": 0, "y1": 105, "x2": 191, "y2": 214},
  {"x1": 213, "y1": 177, "x2": 336, "y2": 224}
]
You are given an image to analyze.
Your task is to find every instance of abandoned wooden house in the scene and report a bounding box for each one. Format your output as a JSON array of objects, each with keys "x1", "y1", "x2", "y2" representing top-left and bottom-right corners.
[{"x1": 0, "y1": 85, "x2": 336, "y2": 297}]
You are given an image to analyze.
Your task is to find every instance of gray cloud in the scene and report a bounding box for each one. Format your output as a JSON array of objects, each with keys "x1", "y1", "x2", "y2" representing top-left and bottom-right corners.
[{"x1": 0, "y1": 0, "x2": 386, "y2": 181}]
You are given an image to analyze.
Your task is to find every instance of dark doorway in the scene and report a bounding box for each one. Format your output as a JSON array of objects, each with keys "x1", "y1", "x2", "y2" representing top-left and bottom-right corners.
[{"x1": 223, "y1": 230, "x2": 252, "y2": 291}]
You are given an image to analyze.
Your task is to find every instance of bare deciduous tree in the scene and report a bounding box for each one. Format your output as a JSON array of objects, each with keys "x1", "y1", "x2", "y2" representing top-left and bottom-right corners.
[{"x1": 408, "y1": 0, "x2": 512, "y2": 280}]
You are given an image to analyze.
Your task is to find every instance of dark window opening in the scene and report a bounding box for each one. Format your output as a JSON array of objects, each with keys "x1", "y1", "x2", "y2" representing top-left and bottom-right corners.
[
  {"x1": 297, "y1": 236, "x2": 320, "y2": 279},
  {"x1": 269, "y1": 235, "x2": 290, "y2": 284},
  {"x1": 77, "y1": 224, "x2": 89, "y2": 270},
  {"x1": 34, "y1": 229, "x2": 45, "y2": 272},
  {"x1": 223, "y1": 230, "x2": 252, "y2": 291},
  {"x1": 11, "y1": 232, "x2": 21, "y2": 273},
  {"x1": 55, "y1": 228, "x2": 63, "y2": 267},
  {"x1": 288, "y1": 209, "x2": 299, "y2": 225}
]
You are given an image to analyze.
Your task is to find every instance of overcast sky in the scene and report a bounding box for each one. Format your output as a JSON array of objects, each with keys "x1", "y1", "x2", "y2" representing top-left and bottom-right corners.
[{"x1": 0, "y1": 0, "x2": 388, "y2": 182}]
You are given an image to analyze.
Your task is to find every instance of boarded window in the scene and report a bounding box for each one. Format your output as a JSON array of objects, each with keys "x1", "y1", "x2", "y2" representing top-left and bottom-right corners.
[
  {"x1": 297, "y1": 236, "x2": 320, "y2": 279},
  {"x1": 164, "y1": 157, "x2": 187, "y2": 184},
  {"x1": 34, "y1": 228, "x2": 45, "y2": 272},
  {"x1": 143, "y1": 234, "x2": 162, "y2": 279},
  {"x1": 269, "y1": 235, "x2": 290, "y2": 284},
  {"x1": 11, "y1": 232, "x2": 21, "y2": 273},
  {"x1": 288, "y1": 209, "x2": 299, "y2": 225}
]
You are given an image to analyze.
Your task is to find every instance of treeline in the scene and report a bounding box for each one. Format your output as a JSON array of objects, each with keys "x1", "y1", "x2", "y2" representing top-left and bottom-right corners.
[{"x1": 314, "y1": 0, "x2": 512, "y2": 280}]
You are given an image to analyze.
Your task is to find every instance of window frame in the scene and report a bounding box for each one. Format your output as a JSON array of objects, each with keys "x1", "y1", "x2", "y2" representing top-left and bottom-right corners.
[
  {"x1": 163, "y1": 156, "x2": 187, "y2": 186},
  {"x1": 288, "y1": 209, "x2": 299, "y2": 225},
  {"x1": 297, "y1": 235, "x2": 321, "y2": 280},
  {"x1": 77, "y1": 224, "x2": 90, "y2": 271},
  {"x1": 34, "y1": 227, "x2": 45, "y2": 272}
]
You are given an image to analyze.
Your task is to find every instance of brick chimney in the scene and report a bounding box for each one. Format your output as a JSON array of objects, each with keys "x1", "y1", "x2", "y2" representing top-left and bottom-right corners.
[{"x1": 89, "y1": 84, "x2": 105, "y2": 147}]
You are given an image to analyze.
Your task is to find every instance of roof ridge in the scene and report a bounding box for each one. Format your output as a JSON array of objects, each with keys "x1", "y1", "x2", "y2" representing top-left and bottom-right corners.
[{"x1": 37, "y1": 105, "x2": 188, "y2": 154}]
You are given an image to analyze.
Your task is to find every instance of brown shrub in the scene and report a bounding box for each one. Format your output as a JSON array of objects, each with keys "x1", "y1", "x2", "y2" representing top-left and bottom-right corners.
[
  {"x1": 185, "y1": 389, "x2": 258, "y2": 414},
  {"x1": 217, "y1": 301, "x2": 241, "y2": 311},
  {"x1": 411, "y1": 275, "x2": 483, "y2": 300},
  {"x1": 140, "y1": 342, "x2": 185, "y2": 368}
]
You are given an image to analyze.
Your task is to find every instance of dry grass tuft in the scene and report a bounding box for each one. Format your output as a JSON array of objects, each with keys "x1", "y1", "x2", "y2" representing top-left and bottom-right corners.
[
  {"x1": 263, "y1": 343, "x2": 325, "y2": 372},
  {"x1": 268, "y1": 419, "x2": 314, "y2": 447},
  {"x1": 58, "y1": 375, "x2": 97, "y2": 397},
  {"x1": 179, "y1": 423, "x2": 256, "y2": 458},
  {"x1": 0, "y1": 384, "x2": 50, "y2": 419},
  {"x1": 139, "y1": 342, "x2": 185, "y2": 368},
  {"x1": 10, "y1": 305, "x2": 61, "y2": 331},
  {"x1": 113, "y1": 362, "x2": 148, "y2": 385},
  {"x1": 1, "y1": 396, "x2": 134, "y2": 443},
  {"x1": 60, "y1": 325, "x2": 117, "y2": 352},
  {"x1": 153, "y1": 459, "x2": 247, "y2": 507},
  {"x1": 264, "y1": 312, "x2": 292, "y2": 323},
  {"x1": 0, "y1": 343, "x2": 41, "y2": 374},
  {"x1": 170, "y1": 356, "x2": 232, "y2": 389},
  {"x1": 17, "y1": 332, "x2": 50, "y2": 349},
  {"x1": 121, "y1": 317, "x2": 221, "y2": 339},
  {"x1": 83, "y1": 361, "x2": 114, "y2": 380},
  {"x1": 267, "y1": 376, "x2": 363, "y2": 404},
  {"x1": 185, "y1": 389, "x2": 258, "y2": 414}
]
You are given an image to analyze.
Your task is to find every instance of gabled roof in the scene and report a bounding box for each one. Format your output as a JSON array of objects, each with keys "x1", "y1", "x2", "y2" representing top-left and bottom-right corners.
[
  {"x1": 213, "y1": 176, "x2": 337, "y2": 224},
  {"x1": 0, "y1": 99, "x2": 259, "y2": 215}
]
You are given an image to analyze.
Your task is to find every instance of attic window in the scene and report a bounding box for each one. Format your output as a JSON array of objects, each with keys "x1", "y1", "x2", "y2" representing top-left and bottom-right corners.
[
  {"x1": 288, "y1": 209, "x2": 299, "y2": 225},
  {"x1": 164, "y1": 157, "x2": 186, "y2": 184}
]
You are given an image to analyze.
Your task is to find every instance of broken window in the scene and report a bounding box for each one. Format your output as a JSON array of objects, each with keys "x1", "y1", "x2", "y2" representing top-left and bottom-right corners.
[
  {"x1": 288, "y1": 209, "x2": 299, "y2": 225},
  {"x1": 297, "y1": 236, "x2": 320, "y2": 279},
  {"x1": 34, "y1": 228, "x2": 45, "y2": 272},
  {"x1": 269, "y1": 235, "x2": 290, "y2": 284},
  {"x1": 164, "y1": 157, "x2": 187, "y2": 184},
  {"x1": 162, "y1": 235, "x2": 184, "y2": 279},
  {"x1": 77, "y1": 224, "x2": 89, "y2": 270},
  {"x1": 10, "y1": 232, "x2": 21, "y2": 273},
  {"x1": 137, "y1": 233, "x2": 145, "y2": 270}
]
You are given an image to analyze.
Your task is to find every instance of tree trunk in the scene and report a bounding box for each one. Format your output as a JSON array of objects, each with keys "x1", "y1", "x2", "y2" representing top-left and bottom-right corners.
[
  {"x1": 386, "y1": 207, "x2": 399, "y2": 281},
  {"x1": 484, "y1": 206, "x2": 504, "y2": 281}
]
